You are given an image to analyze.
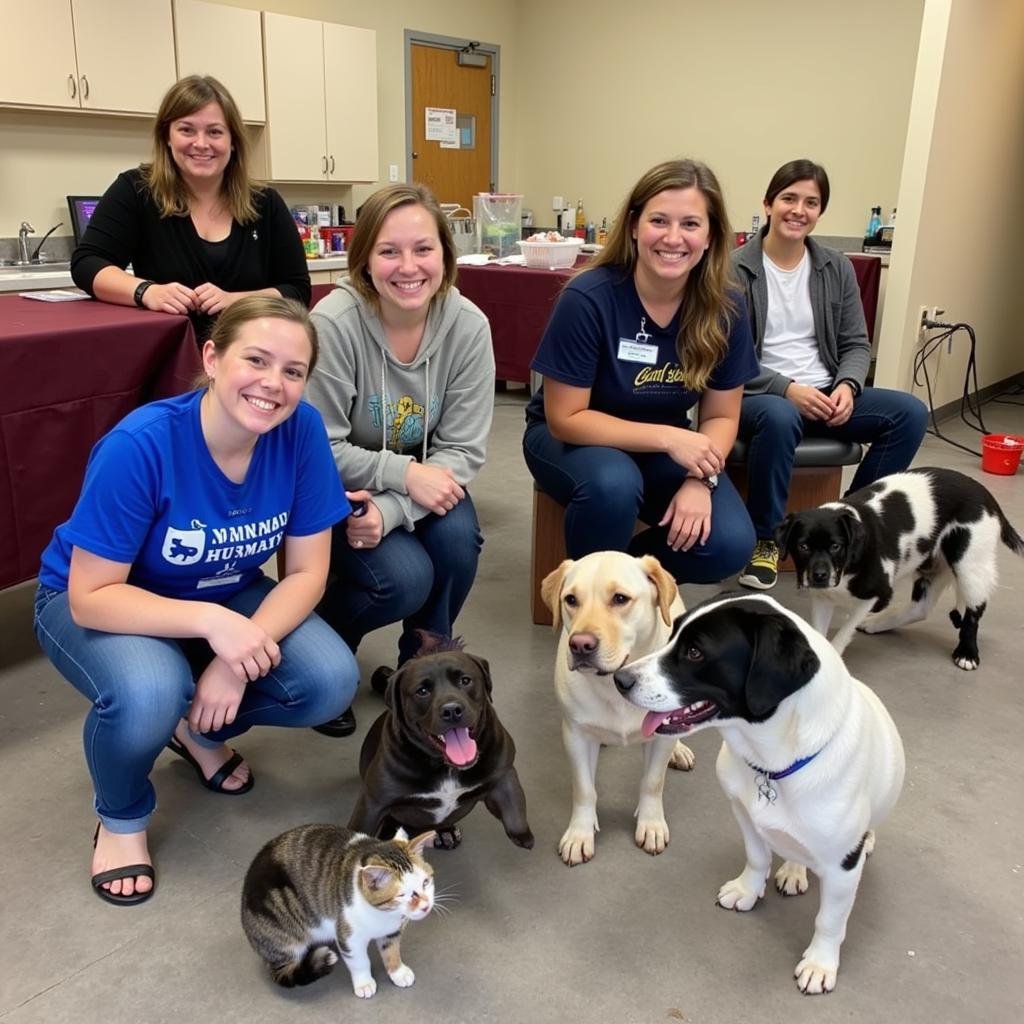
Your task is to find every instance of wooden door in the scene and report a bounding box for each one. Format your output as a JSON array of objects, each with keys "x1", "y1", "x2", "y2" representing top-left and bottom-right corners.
[
  {"x1": 410, "y1": 43, "x2": 492, "y2": 210},
  {"x1": 72, "y1": 0, "x2": 176, "y2": 113}
]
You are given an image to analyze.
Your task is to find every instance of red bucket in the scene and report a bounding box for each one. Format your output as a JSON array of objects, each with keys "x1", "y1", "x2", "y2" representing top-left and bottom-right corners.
[{"x1": 981, "y1": 433, "x2": 1024, "y2": 475}]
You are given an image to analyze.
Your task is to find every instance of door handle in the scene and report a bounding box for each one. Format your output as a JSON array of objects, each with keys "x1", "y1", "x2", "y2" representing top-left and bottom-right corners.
[
  {"x1": 68, "y1": 74, "x2": 76, "y2": 99},
  {"x1": 329, "y1": 155, "x2": 335, "y2": 174},
  {"x1": 80, "y1": 75, "x2": 89, "y2": 100},
  {"x1": 322, "y1": 155, "x2": 328, "y2": 174},
  {"x1": 412, "y1": 151, "x2": 419, "y2": 159}
]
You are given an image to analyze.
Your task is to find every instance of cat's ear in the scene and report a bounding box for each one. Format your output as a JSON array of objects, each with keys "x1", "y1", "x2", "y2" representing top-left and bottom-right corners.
[
  {"x1": 360, "y1": 864, "x2": 395, "y2": 892},
  {"x1": 468, "y1": 655, "x2": 493, "y2": 698},
  {"x1": 407, "y1": 831, "x2": 437, "y2": 856},
  {"x1": 393, "y1": 827, "x2": 409, "y2": 842}
]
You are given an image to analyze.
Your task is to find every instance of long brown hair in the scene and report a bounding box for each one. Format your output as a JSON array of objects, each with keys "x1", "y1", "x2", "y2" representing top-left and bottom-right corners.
[
  {"x1": 588, "y1": 159, "x2": 735, "y2": 391},
  {"x1": 195, "y1": 296, "x2": 319, "y2": 388},
  {"x1": 142, "y1": 75, "x2": 258, "y2": 223},
  {"x1": 346, "y1": 183, "x2": 458, "y2": 312}
]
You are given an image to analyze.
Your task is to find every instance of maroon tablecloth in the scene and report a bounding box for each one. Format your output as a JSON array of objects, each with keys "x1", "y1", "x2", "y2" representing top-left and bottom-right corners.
[
  {"x1": 312, "y1": 255, "x2": 882, "y2": 387},
  {"x1": 0, "y1": 297, "x2": 200, "y2": 589}
]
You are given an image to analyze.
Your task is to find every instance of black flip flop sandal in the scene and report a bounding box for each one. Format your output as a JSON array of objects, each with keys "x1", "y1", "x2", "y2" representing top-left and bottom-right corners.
[
  {"x1": 91, "y1": 824, "x2": 155, "y2": 906},
  {"x1": 166, "y1": 735, "x2": 255, "y2": 795}
]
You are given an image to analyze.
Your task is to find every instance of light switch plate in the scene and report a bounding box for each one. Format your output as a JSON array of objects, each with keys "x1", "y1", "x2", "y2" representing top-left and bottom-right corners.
[{"x1": 388, "y1": 164, "x2": 399, "y2": 182}]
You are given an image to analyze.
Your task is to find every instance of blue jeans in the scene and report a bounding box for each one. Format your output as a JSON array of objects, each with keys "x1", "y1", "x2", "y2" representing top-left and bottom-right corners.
[
  {"x1": 738, "y1": 387, "x2": 929, "y2": 538},
  {"x1": 33, "y1": 575, "x2": 358, "y2": 833},
  {"x1": 523, "y1": 423, "x2": 755, "y2": 584},
  {"x1": 317, "y1": 494, "x2": 483, "y2": 666}
]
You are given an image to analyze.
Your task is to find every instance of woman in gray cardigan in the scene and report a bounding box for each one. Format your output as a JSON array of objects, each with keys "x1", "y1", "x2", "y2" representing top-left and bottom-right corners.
[{"x1": 730, "y1": 159, "x2": 927, "y2": 589}]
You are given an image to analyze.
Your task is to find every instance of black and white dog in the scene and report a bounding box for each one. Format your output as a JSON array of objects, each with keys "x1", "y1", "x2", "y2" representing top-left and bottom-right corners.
[
  {"x1": 613, "y1": 593, "x2": 905, "y2": 995},
  {"x1": 776, "y1": 467, "x2": 1024, "y2": 669}
]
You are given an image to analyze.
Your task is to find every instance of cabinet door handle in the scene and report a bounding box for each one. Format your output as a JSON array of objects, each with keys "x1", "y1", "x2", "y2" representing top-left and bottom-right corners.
[
  {"x1": 68, "y1": 74, "x2": 77, "y2": 99},
  {"x1": 322, "y1": 155, "x2": 328, "y2": 174},
  {"x1": 80, "y1": 75, "x2": 89, "y2": 100},
  {"x1": 329, "y1": 155, "x2": 335, "y2": 174}
]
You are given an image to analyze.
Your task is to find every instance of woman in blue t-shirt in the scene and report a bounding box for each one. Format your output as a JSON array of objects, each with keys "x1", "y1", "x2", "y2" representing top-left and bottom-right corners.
[
  {"x1": 524, "y1": 159, "x2": 758, "y2": 581},
  {"x1": 34, "y1": 296, "x2": 358, "y2": 906}
]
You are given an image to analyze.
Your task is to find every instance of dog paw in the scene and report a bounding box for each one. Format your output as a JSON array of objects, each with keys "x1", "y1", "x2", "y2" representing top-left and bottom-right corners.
[
  {"x1": 558, "y1": 826, "x2": 595, "y2": 866},
  {"x1": 388, "y1": 964, "x2": 415, "y2": 988},
  {"x1": 433, "y1": 826, "x2": 462, "y2": 850},
  {"x1": 352, "y1": 976, "x2": 378, "y2": 999},
  {"x1": 669, "y1": 741, "x2": 696, "y2": 771},
  {"x1": 859, "y1": 614, "x2": 892, "y2": 635},
  {"x1": 716, "y1": 877, "x2": 763, "y2": 912},
  {"x1": 952, "y1": 646, "x2": 979, "y2": 670},
  {"x1": 794, "y1": 956, "x2": 838, "y2": 995},
  {"x1": 509, "y1": 829, "x2": 535, "y2": 850},
  {"x1": 635, "y1": 818, "x2": 669, "y2": 856},
  {"x1": 775, "y1": 861, "x2": 808, "y2": 896}
]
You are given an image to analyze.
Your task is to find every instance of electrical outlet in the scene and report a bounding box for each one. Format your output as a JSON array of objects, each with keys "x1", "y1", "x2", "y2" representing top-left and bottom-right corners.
[
  {"x1": 552, "y1": 195, "x2": 564, "y2": 212},
  {"x1": 918, "y1": 306, "x2": 929, "y2": 343},
  {"x1": 388, "y1": 164, "x2": 399, "y2": 182}
]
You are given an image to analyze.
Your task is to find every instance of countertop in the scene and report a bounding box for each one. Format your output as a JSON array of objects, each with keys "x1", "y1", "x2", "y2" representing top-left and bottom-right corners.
[{"x1": 0, "y1": 255, "x2": 347, "y2": 294}]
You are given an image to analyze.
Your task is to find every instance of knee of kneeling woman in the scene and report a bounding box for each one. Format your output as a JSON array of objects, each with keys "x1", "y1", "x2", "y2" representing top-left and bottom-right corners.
[
  {"x1": 290, "y1": 641, "x2": 360, "y2": 725},
  {"x1": 106, "y1": 667, "x2": 193, "y2": 754}
]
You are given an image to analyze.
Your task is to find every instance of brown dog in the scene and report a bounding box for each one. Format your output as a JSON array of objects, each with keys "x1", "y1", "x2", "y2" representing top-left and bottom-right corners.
[{"x1": 348, "y1": 635, "x2": 533, "y2": 851}]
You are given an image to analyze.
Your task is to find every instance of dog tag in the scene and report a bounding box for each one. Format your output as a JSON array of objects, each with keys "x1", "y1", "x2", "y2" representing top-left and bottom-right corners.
[{"x1": 755, "y1": 774, "x2": 777, "y2": 804}]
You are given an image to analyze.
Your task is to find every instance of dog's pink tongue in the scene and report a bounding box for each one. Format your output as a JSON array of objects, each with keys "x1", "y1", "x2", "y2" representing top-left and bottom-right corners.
[
  {"x1": 641, "y1": 711, "x2": 670, "y2": 738},
  {"x1": 442, "y1": 727, "x2": 477, "y2": 765}
]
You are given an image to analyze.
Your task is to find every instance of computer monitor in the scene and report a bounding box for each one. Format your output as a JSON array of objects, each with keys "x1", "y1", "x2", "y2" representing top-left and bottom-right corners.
[{"x1": 66, "y1": 196, "x2": 101, "y2": 244}]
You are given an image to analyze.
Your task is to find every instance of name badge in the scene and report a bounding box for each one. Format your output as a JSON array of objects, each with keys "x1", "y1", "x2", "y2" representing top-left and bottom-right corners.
[
  {"x1": 197, "y1": 573, "x2": 242, "y2": 589},
  {"x1": 617, "y1": 339, "x2": 658, "y2": 364}
]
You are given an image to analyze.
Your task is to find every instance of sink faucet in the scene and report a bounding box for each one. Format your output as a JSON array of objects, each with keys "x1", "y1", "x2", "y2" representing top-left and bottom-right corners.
[{"x1": 17, "y1": 222, "x2": 35, "y2": 265}]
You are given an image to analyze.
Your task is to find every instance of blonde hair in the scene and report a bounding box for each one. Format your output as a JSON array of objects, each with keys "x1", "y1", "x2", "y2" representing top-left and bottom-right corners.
[
  {"x1": 195, "y1": 296, "x2": 319, "y2": 388},
  {"x1": 346, "y1": 183, "x2": 458, "y2": 311},
  {"x1": 587, "y1": 159, "x2": 736, "y2": 391},
  {"x1": 142, "y1": 75, "x2": 258, "y2": 223}
]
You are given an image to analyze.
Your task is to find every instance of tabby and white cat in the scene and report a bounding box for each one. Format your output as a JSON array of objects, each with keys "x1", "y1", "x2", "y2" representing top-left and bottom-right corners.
[{"x1": 241, "y1": 824, "x2": 436, "y2": 998}]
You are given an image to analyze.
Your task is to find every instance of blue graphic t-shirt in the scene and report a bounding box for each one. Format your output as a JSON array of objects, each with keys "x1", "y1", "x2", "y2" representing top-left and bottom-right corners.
[
  {"x1": 39, "y1": 390, "x2": 348, "y2": 600},
  {"x1": 525, "y1": 266, "x2": 758, "y2": 426}
]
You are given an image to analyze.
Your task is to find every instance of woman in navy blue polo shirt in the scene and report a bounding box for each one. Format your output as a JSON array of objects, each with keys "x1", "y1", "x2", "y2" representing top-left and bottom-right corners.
[{"x1": 523, "y1": 158, "x2": 758, "y2": 582}]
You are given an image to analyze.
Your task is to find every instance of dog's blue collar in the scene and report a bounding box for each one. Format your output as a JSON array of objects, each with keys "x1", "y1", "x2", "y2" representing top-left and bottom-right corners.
[{"x1": 745, "y1": 749, "x2": 823, "y2": 803}]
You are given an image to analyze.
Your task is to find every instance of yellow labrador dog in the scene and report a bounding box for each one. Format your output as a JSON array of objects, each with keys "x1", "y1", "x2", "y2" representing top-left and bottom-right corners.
[{"x1": 542, "y1": 552, "x2": 695, "y2": 867}]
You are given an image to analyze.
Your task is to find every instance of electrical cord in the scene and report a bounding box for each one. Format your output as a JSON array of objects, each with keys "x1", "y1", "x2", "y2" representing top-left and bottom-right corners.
[{"x1": 912, "y1": 320, "x2": 988, "y2": 457}]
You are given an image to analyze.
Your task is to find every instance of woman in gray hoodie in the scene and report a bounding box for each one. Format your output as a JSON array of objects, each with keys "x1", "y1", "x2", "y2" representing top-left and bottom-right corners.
[{"x1": 306, "y1": 184, "x2": 495, "y2": 735}]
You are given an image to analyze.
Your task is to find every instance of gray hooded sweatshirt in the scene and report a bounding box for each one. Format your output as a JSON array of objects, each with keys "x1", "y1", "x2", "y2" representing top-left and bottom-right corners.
[{"x1": 307, "y1": 280, "x2": 495, "y2": 536}]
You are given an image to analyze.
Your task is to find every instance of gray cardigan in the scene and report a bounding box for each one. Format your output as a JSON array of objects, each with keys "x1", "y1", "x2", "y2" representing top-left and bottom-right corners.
[{"x1": 730, "y1": 231, "x2": 870, "y2": 397}]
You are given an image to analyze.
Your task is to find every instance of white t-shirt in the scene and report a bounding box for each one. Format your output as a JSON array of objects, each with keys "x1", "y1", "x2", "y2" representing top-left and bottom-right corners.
[{"x1": 760, "y1": 250, "x2": 833, "y2": 389}]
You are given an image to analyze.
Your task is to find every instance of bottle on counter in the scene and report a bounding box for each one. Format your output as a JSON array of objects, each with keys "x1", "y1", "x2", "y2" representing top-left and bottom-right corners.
[
  {"x1": 887, "y1": 207, "x2": 897, "y2": 227},
  {"x1": 575, "y1": 198, "x2": 586, "y2": 238},
  {"x1": 597, "y1": 217, "x2": 608, "y2": 245},
  {"x1": 585, "y1": 221, "x2": 595, "y2": 244},
  {"x1": 561, "y1": 207, "x2": 575, "y2": 235},
  {"x1": 865, "y1": 206, "x2": 882, "y2": 238}
]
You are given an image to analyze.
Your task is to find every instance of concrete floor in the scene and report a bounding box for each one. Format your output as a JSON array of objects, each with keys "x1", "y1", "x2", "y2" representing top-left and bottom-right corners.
[{"x1": 2, "y1": 389, "x2": 1022, "y2": 1024}]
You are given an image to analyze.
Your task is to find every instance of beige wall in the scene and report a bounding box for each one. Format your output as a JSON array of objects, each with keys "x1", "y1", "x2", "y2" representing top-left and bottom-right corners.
[
  {"x1": 1, "y1": 0, "x2": 923, "y2": 241},
  {"x1": 513, "y1": 0, "x2": 923, "y2": 235},
  {"x1": 875, "y1": 0, "x2": 1024, "y2": 400}
]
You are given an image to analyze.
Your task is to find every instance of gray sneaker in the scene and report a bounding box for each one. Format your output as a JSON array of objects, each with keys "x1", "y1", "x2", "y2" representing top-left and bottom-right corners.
[{"x1": 738, "y1": 540, "x2": 779, "y2": 590}]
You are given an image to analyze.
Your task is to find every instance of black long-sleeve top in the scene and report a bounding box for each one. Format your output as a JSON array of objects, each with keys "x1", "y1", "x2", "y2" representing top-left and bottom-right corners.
[{"x1": 71, "y1": 169, "x2": 312, "y2": 324}]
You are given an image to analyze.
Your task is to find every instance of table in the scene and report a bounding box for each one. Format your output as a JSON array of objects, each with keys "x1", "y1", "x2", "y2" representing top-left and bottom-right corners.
[
  {"x1": 313, "y1": 254, "x2": 882, "y2": 389},
  {"x1": 0, "y1": 297, "x2": 200, "y2": 589}
]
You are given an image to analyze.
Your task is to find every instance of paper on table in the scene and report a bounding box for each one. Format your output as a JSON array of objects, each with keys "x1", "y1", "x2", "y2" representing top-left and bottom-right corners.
[
  {"x1": 455, "y1": 254, "x2": 493, "y2": 266},
  {"x1": 19, "y1": 289, "x2": 90, "y2": 302},
  {"x1": 495, "y1": 254, "x2": 526, "y2": 266}
]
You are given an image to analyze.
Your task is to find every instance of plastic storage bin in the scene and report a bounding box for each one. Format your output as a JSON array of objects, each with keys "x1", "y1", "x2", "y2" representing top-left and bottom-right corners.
[
  {"x1": 517, "y1": 237, "x2": 585, "y2": 270},
  {"x1": 474, "y1": 193, "x2": 522, "y2": 258}
]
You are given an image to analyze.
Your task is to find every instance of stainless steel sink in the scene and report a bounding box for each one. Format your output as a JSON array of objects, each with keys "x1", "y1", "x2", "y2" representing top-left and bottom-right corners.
[{"x1": 0, "y1": 260, "x2": 72, "y2": 274}]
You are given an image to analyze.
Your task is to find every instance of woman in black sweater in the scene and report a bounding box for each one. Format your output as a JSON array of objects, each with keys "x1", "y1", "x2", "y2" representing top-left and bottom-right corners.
[{"x1": 72, "y1": 76, "x2": 310, "y2": 339}]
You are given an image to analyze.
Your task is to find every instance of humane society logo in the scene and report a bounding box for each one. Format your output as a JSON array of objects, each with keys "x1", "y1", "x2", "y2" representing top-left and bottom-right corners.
[
  {"x1": 160, "y1": 512, "x2": 289, "y2": 569},
  {"x1": 369, "y1": 393, "x2": 442, "y2": 452}
]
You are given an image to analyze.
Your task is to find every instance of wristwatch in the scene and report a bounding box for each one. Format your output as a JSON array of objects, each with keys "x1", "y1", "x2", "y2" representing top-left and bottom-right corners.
[
  {"x1": 133, "y1": 280, "x2": 155, "y2": 308},
  {"x1": 700, "y1": 474, "x2": 719, "y2": 493}
]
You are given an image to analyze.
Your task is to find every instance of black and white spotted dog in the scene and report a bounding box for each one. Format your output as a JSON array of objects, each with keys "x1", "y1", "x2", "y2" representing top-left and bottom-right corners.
[{"x1": 776, "y1": 467, "x2": 1024, "y2": 669}]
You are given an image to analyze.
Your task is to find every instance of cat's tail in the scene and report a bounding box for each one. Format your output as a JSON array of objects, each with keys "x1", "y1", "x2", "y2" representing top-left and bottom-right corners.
[{"x1": 272, "y1": 944, "x2": 340, "y2": 988}]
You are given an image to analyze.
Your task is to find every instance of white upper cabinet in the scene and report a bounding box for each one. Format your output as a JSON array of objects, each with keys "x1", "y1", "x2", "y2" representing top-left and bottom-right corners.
[
  {"x1": 263, "y1": 11, "x2": 378, "y2": 183},
  {"x1": 174, "y1": 0, "x2": 265, "y2": 123},
  {"x1": 0, "y1": 0, "x2": 176, "y2": 114}
]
